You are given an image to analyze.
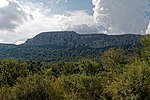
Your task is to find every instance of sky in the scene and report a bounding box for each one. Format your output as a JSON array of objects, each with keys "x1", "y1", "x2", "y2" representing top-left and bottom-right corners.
[{"x1": 0, "y1": 0, "x2": 150, "y2": 44}]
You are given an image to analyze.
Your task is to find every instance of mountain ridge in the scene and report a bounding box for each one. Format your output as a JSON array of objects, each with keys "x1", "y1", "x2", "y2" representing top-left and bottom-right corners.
[
  {"x1": 24, "y1": 31, "x2": 142, "y2": 48},
  {"x1": 0, "y1": 31, "x2": 142, "y2": 62}
]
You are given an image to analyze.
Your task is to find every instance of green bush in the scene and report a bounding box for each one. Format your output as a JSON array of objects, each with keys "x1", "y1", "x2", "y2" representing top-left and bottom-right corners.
[{"x1": 0, "y1": 59, "x2": 28, "y2": 86}]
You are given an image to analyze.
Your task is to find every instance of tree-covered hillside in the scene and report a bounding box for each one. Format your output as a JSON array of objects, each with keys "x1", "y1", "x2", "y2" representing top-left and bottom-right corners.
[
  {"x1": 0, "y1": 31, "x2": 141, "y2": 62},
  {"x1": 0, "y1": 34, "x2": 149, "y2": 100}
]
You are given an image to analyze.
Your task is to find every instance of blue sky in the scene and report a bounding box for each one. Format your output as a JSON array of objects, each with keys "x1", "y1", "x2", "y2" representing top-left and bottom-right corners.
[
  {"x1": 53, "y1": 0, "x2": 93, "y2": 14},
  {"x1": 64, "y1": 0, "x2": 93, "y2": 13},
  {"x1": 0, "y1": 0, "x2": 150, "y2": 44},
  {"x1": 18, "y1": 0, "x2": 93, "y2": 14}
]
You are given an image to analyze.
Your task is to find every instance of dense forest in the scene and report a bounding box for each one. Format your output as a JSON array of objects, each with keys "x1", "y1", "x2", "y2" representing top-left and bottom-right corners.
[
  {"x1": 0, "y1": 34, "x2": 150, "y2": 100},
  {"x1": 0, "y1": 31, "x2": 141, "y2": 62}
]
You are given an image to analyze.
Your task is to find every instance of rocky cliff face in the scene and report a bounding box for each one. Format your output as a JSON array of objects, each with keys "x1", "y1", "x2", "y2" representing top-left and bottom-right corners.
[{"x1": 24, "y1": 31, "x2": 141, "y2": 48}]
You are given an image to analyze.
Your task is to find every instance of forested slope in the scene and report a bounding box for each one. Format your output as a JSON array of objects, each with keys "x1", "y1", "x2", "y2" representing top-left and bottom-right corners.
[
  {"x1": 0, "y1": 31, "x2": 141, "y2": 62},
  {"x1": 0, "y1": 34, "x2": 150, "y2": 100}
]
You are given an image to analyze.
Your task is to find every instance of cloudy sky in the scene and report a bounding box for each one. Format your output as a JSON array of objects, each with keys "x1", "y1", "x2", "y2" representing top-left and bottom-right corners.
[{"x1": 0, "y1": 0, "x2": 150, "y2": 44}]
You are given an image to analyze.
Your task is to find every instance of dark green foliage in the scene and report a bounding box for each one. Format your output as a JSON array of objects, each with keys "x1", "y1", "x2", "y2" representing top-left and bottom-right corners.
[
  {"x1": 0, "y1": 45, "x2": 102, "y2": 62},
  {"x1": 141, "y1": 34, "x2": 150, "y2": 65},
  {"x1": 0, "y1": 31, "x2": 141, "y2": 62},
  {"x1": 0, "y1": 75, "x2": 64, "y2": 100},
  {"x1": 0, "y1": 59, "x2": 28, "y2": 86},
  {"x1": 0, "y1": 34, "x2": 150, "y2": 99},
  {"x1": 27, "y1": 61, "x2": 43, "y2": 74}
]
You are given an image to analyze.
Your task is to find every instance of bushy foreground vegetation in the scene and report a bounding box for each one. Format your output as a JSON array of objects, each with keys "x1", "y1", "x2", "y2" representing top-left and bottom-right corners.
[{"x1": 0, "y1": 35, "x2": 150, "y2": 100}]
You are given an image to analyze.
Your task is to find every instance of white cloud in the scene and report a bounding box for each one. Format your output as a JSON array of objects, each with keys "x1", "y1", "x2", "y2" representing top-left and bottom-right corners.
[
  {"x1": 15, "y1": 40, "x2": 25, "y2": 45},
  {"x1": 54, "y1": 0, "x2": 68, "y2": 4},
  {"x1": 0, "y1": 0, "x2": 32, "y2": 31},
  {"x1": 18, "y1": 10, "x2": 96, "y2": 39},
  {"x1": 67, "y1": 24, "x2": 98, "y2": 34},
  {"x1": 92, "y1": 0, "x2": 150, "y2": 34},
  {"x1": 0, "y1": 0, "x2": 8, "y2": 8},
  {"x1": 0, "y1": 39, "x2": 4, "y2": 43},
  {"x1": 146, "y1": 21, "x2": 150, "y2": 34}
]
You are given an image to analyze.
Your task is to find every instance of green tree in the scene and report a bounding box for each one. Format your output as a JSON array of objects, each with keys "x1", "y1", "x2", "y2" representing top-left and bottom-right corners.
[
  {"x1": 141, "y1": 34, "x2": 150, "y2": 65},
  {"x1": 104, "y1": 61, "x2": 150, "y2": 99},
  {"x1": 0, "y1": 59, "x2": 28, "y2": 86},
  {"x1": 100, "y1": 48, "x2": 125, "y2": 73}
]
